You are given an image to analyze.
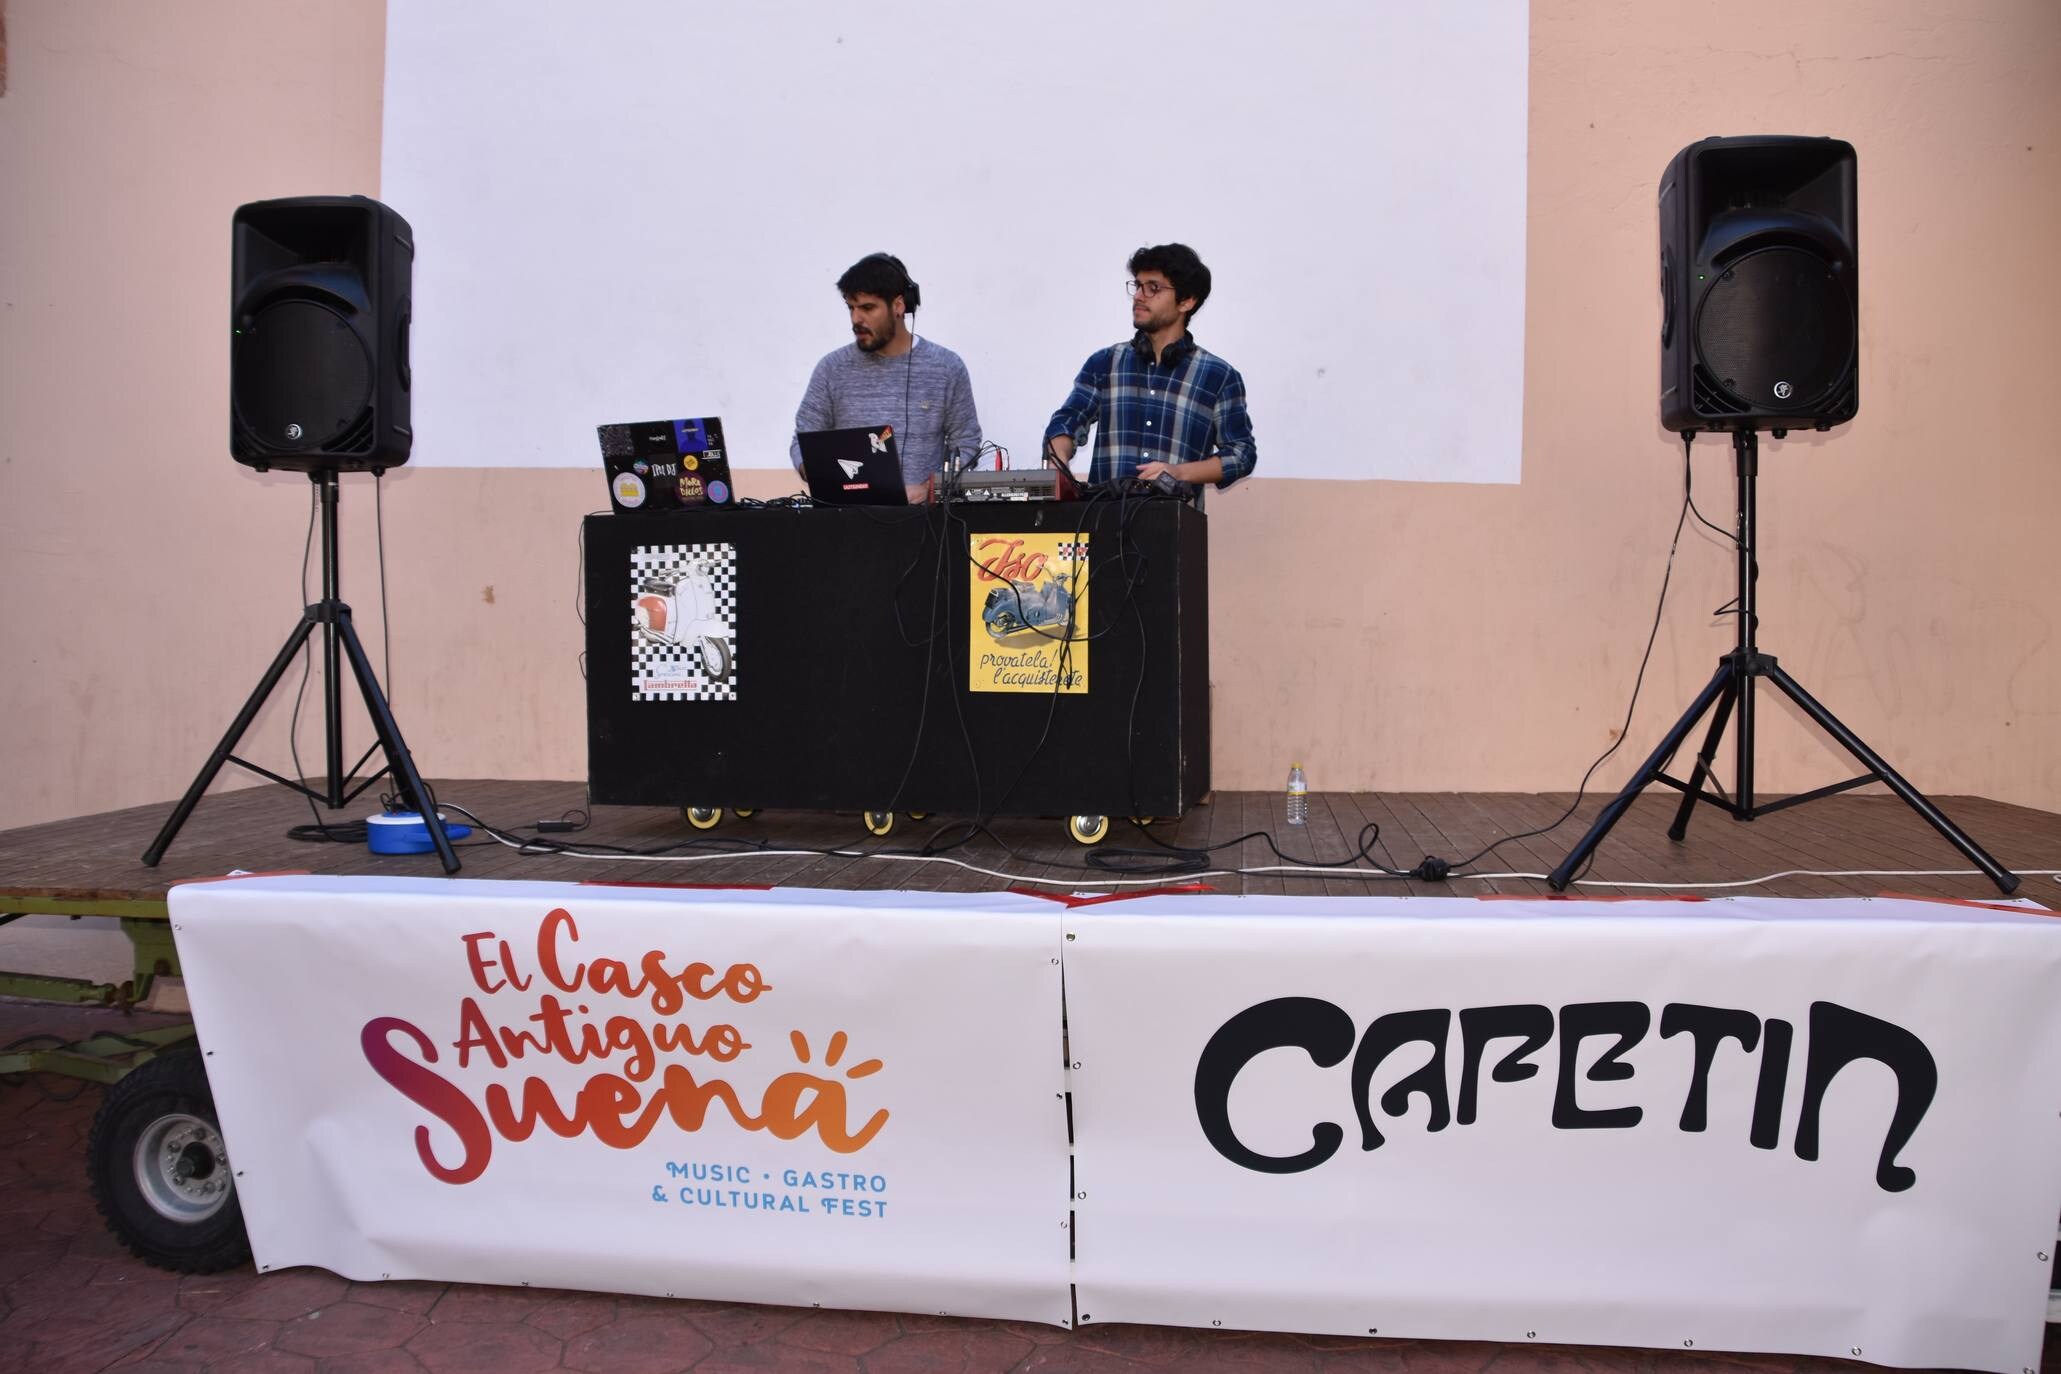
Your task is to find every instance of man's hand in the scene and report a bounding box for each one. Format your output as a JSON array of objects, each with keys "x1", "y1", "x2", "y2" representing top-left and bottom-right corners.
[{"x1": 1139, "y1": 457, "x2": 1222, "y2": 486}]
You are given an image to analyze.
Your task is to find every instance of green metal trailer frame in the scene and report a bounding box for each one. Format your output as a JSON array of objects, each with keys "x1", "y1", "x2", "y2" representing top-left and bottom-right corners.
[{"x1": 0, "y1": 900, "x2": 197, "y2": 1081}]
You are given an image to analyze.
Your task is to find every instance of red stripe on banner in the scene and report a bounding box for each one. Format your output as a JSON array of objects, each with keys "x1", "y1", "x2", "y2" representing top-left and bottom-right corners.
[
  {"x1": 1874, "y1": 891, "x2": 2057, "y2": 916},
  {"x1": 1010, "y1": 884, "x2": 1218, "y2": 908}
]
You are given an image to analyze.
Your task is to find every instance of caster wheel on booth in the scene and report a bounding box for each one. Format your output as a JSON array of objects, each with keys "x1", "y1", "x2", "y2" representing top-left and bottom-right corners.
[
  {"x1": 907, "y1": 812, "x2": 929, "y2": 822},
  {"x1": 863, "y1": 811, "x2": 895, "y2": 837},
  {"x1": 87, "y1": 1047, "x2": 250, "y2": 1273},
  {"x1": 1068, "y1": 815, "x2": 1112, "y2": 846},
  {"x1": 733, "y1": 809, "x2": 758, "y2": 820},
  {"x1": 683, "y1": 806, "x2": 722, "y2": 830}
]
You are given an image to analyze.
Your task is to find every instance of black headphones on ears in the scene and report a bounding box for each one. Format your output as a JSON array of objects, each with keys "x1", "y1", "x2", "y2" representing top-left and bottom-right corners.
[{"x1": 874, "y1": 252, "x2": 920, "y2": 315}]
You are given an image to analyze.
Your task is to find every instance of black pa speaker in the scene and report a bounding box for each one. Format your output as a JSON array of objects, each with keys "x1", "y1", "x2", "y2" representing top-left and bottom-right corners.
[
  {"x1": 1660, "y1": 136, "x2": 1857, "y2": 434},
  {"x1": 230, "y1": 196, "x2": 413, "y2": 472}
]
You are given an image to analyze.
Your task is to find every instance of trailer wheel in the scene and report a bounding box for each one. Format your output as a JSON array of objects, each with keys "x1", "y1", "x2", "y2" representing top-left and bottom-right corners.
[{"x1": 88, "y1": 1048, "x2": 250, "y2": 1273}]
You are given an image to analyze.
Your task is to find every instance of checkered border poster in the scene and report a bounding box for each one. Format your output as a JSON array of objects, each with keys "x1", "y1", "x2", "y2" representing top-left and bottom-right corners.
[{"x1": 630, "y1": 543, "x2": 737, "y2": 701}]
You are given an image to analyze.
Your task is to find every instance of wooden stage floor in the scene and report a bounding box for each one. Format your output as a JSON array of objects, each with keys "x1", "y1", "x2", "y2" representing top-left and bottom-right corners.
[{"x1": 1, "y1": 779, "x2": 2057, "y2": 911}]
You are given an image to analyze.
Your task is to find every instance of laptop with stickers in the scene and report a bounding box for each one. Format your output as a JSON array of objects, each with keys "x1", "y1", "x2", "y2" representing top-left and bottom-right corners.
[
  {"x1": 598, "y1": 417, "x2": 736, "y2": 513},
  {"x1": 795, "y1": 425, "x2": 907, "y2": 506}
]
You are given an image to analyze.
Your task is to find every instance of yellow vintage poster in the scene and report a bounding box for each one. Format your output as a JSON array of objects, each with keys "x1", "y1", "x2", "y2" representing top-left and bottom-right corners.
[{"x1": 968, "y1": 532, "x2": 1089, "y2": 693}]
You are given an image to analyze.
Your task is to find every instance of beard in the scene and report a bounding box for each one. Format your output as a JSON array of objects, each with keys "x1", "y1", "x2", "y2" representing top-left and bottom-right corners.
[{"x1": 1133, "y1": 300, "x2": 1180, "y2": 334}]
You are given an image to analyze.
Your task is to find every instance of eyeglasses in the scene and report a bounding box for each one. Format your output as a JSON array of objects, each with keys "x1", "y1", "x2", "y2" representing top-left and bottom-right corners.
[{"x1": 1125, "y1": 279, "x2": 1174, "y2": 299}]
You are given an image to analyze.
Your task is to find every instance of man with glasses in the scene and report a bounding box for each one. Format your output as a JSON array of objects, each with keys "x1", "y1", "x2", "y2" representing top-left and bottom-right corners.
[
  {"x1": 1042, "y1": 243, "x2": 1257, "y2": 490},
  {"x1": 791, "y1": 252, "x2": 983, "y2": 503}
]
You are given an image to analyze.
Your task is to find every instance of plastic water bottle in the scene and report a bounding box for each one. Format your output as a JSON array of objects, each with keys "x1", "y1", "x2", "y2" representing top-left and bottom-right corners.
[{"x1": 1286, "y1": 763, "x2": 1308, "y2": 826}]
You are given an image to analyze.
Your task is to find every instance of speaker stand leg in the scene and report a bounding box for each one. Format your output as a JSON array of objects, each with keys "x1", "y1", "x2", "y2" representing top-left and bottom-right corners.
[
  {"x1": 1548, "y1": 660, "x2": 1736, "y2": 891},
  {"x1": 332, "y1": 605, "x2": 460, "y2": 874},
  {"x1": 1763, "y1": 662, "x2": 2017, "y2": 895},
  {"x1": 142, "y1": 613, "x2": 321, "y2": 867},
  {"x1": 1667, "y1": 676, "x2": 1740, "y2": 841}
]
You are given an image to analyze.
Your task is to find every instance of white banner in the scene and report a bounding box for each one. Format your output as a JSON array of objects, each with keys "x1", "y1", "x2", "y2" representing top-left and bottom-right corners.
[
  {"x1": 170, "y1": 877, "x2": 1072, "y2": 1325},
  {"x1": 1061, "y1": 894, "x2": 2061, "y2": 1372}
]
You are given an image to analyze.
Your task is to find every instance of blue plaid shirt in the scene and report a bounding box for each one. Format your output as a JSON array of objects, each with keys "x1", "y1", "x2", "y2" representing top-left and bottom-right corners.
[{"x1": 1044, "y1": 332, "x2": 1258, "y2": 489}]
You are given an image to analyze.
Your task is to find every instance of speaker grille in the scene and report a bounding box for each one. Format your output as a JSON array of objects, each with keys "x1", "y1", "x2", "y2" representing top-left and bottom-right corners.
[
  {"x1": 1692, "y1": 365, "x2": 1748, "y2": 416},
  {"x1": 233, "y1": 299, "x2": 373, "y2": 452},
  {"x1": 1694, "y1": 247, "x2": 1853, "y2": 414}
]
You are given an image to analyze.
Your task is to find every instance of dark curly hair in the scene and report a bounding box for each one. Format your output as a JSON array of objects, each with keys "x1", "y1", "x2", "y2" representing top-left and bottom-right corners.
[
  {"x1": 836, "y1": 253, "x2": 920, "y2": 314},
  {"x1": 1128, "y1": 243, "x2": 1211, "y2": 319}
]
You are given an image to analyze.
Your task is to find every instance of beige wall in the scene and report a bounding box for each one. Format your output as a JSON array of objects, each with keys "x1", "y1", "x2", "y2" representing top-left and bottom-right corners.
[{"x1": 3, "y1": 0, "x2": 2057, "y2": 832}]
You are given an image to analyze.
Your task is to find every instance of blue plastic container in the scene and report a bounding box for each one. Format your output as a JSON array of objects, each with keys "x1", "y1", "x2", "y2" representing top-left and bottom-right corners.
[{"x1": 365, "y1": 811, "x2": 473, "y2": 855}]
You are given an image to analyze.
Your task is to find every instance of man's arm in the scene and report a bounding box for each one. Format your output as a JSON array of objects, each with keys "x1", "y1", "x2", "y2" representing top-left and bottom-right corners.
[
  {"x1": 1138, "y1": 366, "x2": 1252, "y2": 488},
  {"x1": 1043, "y1": 348, "x2": 1110, "y2": 469},
  {"x1": 1206, "y1": 365, "x2": 1257, "y2": 488},
  {"x1": 790, "y1": 355, "x2": 835, "y2": 472}
]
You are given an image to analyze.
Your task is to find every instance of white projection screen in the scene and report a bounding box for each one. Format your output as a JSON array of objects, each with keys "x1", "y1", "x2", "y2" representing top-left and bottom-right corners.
[{"x1": 382, "y1": 2, "x2": 1527, "y2": 483}]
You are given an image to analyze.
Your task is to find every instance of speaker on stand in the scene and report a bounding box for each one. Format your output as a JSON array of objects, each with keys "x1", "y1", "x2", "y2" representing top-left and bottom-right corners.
[
  {"x1": 143, "y1": 196, "x2": 457, "y2": 873},
  {"x1": 1550, "y1": 137, "x2": 2016, "y2": 894}
]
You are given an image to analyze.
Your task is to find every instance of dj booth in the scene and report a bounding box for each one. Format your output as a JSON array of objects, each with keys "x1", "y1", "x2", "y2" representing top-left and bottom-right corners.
[{"x1": 582, "y1": 497, "x2": 1210, "y2": 826}]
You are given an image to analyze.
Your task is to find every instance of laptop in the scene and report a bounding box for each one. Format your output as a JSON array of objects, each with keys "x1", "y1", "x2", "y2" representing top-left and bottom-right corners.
[
  {"x1": 598, "y1": 417, "x2": 736, "y2": 513},
  {"x1": 796, "y1": 425, "x2": 907, "y2": 506}
]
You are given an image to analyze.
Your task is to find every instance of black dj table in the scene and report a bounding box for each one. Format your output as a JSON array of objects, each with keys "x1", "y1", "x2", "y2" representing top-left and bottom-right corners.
[{"x1": 582, "y1": 498, "x2": 1210, "y2": 825}]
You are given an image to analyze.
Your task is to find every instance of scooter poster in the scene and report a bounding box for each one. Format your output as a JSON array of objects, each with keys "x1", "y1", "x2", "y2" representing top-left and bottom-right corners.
[
  {"x1": 967, "y1": 533, "x2": 1089, "y2": 694},
  {"x1": 630, "y1": 543, "x2": 738, "y2": 701}
]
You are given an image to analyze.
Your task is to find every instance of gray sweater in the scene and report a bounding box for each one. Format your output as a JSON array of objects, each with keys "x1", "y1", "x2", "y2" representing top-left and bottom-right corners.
[{"x1": 789, "y1": 336, "x2": 983, "y2": 483}]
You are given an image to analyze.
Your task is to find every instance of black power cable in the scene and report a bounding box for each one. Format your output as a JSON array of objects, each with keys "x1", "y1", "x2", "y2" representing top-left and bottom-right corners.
[
  {"x1": 284, "y1": 484, "x2": 356, "y2": 843},
  {"x1": 1433, "y1": 436, "x2": 1706, "y2": 874},
  {"x1": 537, "y1": 430, "x2": 1707, "y2": 888},
  {"x1": 376, "y1": 469, "x2": 393, "y2": 697},
  {"x1": 1004, "y1": 439, "x2": 1719, "y2": 882},
  {"x1": 874, "y1": 457, "x2": 1170, "y2": 834}
]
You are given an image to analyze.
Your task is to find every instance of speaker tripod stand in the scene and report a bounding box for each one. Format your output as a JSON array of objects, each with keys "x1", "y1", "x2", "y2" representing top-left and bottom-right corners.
[
  {"x1": 143, "y1": 469, "x2": 459, "y2": 874},
  {"x1": 1548, "y1": 430, "x2": 2017, "y2": 895}
]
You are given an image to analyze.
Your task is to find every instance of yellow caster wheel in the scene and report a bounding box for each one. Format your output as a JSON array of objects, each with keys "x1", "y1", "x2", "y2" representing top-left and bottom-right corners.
[
  {"x1": 1067, "y1": 815, "x2": 1111, "y2": 845},
  {"x1": 682, "y1": 806, "x2": 722, "y2": 830},
  {"x1": 907, "y1": 811, "x2": 929, "y2": 821},
  {"x1": 733, "y1": 809, "x2": 758, "y2": 819},
  {"x1": 863, "y1": 811, "x2": 895, "y2": 837},
  {"x1": 1130, "y1": 816, "x2": 1155, "y2": 828}
]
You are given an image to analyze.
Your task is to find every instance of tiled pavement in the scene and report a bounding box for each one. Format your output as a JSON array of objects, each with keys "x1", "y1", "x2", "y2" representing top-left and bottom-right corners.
[{"x1": 5, "y1": 1002, "x2": 2055, "y2": 1374}]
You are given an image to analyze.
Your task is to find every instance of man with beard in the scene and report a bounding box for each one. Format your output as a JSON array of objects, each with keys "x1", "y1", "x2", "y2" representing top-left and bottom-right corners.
[
  {"x1": 1043, "y1": 243, "x2": 1257, "y2": 490},
  {"x1": 790, "y1": 253, "x2": 983, "y2": 502}
]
